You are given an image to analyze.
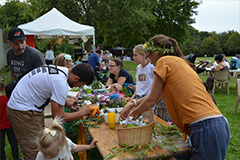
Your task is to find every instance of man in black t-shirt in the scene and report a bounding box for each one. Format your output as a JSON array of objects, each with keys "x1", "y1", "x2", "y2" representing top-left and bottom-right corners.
[{"x1": 7, "y1": 27, "x2": 45, "y2": 81}]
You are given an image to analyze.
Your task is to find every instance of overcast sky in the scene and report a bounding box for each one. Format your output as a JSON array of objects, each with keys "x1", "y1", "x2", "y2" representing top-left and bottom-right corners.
[{"x1": 191, "y1": 0, "x2": 240, "y2": 33}]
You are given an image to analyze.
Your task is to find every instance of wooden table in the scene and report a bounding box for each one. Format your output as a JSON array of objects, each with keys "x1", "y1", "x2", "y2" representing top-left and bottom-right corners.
[{"x1": 88, "y1": 116, "x2": 190, "y2": 159}]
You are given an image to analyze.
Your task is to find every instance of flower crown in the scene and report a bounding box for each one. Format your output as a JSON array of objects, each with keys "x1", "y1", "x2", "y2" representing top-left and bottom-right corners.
[{"x1": 143, "y1": 41, "x2": 174, "y2": 55}]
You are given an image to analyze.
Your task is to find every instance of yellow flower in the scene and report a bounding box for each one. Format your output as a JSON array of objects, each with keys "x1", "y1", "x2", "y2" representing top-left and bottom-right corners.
[{"x1": 143, "y1": 43, "x2": 148, "y2": 49}]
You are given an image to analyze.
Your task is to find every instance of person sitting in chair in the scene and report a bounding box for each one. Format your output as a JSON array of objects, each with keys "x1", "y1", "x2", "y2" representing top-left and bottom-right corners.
[{"x1": 205, "y1": 54, "x2": 230, "y2": 92}]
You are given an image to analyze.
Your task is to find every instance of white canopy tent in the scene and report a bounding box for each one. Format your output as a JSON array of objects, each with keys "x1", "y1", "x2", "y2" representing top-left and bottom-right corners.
[{"x1": 18, "y1": 7, "x2": 95, "y2": 49}]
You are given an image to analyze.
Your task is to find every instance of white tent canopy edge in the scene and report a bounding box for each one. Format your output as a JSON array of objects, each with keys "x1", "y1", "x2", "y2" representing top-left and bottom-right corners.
[{"x1": 18, "y1": 7, "x2": 95, "y2": 50}]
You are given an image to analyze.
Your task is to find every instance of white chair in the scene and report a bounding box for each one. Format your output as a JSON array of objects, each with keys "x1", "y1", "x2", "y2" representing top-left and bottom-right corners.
[
  {"x1": 234, "y1": 79, "x2": 240, "y2": 114},
  {"x1": 212, "y1": 70, "x2": 230, "y2": 95}
]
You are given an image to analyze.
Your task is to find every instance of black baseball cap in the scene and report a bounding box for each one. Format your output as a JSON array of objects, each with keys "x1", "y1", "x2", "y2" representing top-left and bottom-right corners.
[{"x1": 8, "y1": 27, "x2": 26, "y2": 43}]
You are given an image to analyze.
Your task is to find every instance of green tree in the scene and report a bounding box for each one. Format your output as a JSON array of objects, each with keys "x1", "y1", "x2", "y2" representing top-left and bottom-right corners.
[
  {"x1": 200, "y1": 37, "x2": 222, "y2": 57},
  {"x1": 151, "y1": 0, "x2": 200, "y2": 42},
  {"x1": 91, "y1": 0, "x2": 156, "y2": 48},
  {"x1": 0, "y1": 0, "x2": 33, "y2": 29},
  {"x1": 26, "y1": 0, "x2": 82, "y2": 22},
  {"x1": 211, "y1": 32, "x2": 222, "y2": 52},
  {"x1": 27, "y1": 0, "x2": 200, "y2": 48},
  {"x1": 180, "y1": 38, "x2": 198, "y2": 56},
  {"x1": 0, "y1": 0, "x2": 201, "y2": 50},
  {"x1": 217, "y1": 31, "x2": 235, "y2": 55},
  {"x1": 224, "y1": 32, "x2": 240, "y2": 56},
  {"x1": 198, "y1": 31, "x2": 210, "y2": 41},
  {"x1": 179, "y1": 26, "x2": 202, "y2": 56}
]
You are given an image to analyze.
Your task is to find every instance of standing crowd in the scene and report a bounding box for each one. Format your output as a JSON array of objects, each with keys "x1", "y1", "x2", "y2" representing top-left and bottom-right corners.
[{"x1": 0, "y1": 27, "x2": 230, "y2": 160}]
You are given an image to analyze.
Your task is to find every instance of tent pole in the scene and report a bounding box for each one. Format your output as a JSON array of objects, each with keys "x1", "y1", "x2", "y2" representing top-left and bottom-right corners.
[
  {"x1": 82, "y1": 42, "x2": 85, "y2": 51},
  {"x1": 92, "y1": 34, "x2": 96, "y2": 53}
]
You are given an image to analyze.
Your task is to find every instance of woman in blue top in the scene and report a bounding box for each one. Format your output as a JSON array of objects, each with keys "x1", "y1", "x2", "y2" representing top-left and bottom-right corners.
[{"x1": 106, "y1": 58, "x2": 135, "y2": 92}]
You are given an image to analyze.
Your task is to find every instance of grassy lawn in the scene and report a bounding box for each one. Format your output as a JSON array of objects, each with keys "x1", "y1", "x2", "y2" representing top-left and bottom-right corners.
[{"x1": 1, "y1": 58, "x2": 240, "y2": 159}]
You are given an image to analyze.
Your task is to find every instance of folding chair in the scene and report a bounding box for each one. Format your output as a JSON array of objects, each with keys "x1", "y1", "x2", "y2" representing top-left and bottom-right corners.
[{"x1": 212, "y1": 70, "x2": 230, "y2": 95}]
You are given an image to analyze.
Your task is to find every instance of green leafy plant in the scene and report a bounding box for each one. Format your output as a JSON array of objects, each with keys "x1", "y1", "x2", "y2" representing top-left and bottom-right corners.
[
  {"x1": 35, "y1": 39, "x2": 76, "y2": 56},
  {"x1": 69, "y1": 87, "x2": 80, "y2": 92},
  {"x1": 152, "y1": 124, "x2": 182, "y2": 153},
  {"x1": 121, "y1": 86, "x2": 133, "y2": 97},
  {"x1": 54, "y1": 40, "x2": 75, "y2": 55},
  {"x1": 91, "y1": 81, "x2": 104, "y2": 89},
  {"x1": 35, "y1": 39, "x2": 50, "y2": 53},
  {"x1": 72, "y1": 116, "x2": 104, "y2": 129},
  {"x1": 104, "y1": 142, "x2": 160, "y2": 160},
  {"x1": 153, "y1": 124, "x2": 183, "y2": 138}
]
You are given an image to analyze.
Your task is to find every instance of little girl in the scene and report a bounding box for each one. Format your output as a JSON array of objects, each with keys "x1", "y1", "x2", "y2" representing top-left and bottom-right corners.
[
  {"x1": 131, "y1": 44, "x2": 155, "y2": 99},
  {"x1": 36, "y1": 117, "x2": 98, "y2": 160},
  {"x1": 131, "y1": 44, "x2": 172, "y2": 122}
]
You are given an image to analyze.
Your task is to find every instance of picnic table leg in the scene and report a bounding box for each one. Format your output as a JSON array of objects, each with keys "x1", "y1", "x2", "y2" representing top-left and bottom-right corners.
[{"x1": 78, "y1": 118, "x2": 87, "y2": 160}]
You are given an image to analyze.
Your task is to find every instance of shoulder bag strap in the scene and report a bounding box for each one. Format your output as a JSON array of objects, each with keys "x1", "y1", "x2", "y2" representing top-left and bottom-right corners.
[{"x1": 35, "y1": 65, "x2": 67, "y2": 110}]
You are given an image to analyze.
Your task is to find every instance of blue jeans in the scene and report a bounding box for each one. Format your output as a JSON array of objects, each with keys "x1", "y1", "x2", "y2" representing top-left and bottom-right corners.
[
  {"x1": 0, "y1": 127, "x2": 19, "y2": 160},
  {"x1": 189, "y1": 116, "x2": 230, "y2": 160}
]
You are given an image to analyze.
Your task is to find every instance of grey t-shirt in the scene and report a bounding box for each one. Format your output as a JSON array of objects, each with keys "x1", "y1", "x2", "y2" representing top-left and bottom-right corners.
[{"x1": 7, "y1": 45, "x2": 45, "y2": 79}]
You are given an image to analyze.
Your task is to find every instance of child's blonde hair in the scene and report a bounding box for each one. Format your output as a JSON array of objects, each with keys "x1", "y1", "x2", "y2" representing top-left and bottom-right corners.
[
  {"x1": 37, "y1": 116, "x2": 68, "y2": 157},
  {"x1": 133, "y1": 44, "x2": 147, "y2": 55},
  {"x1": 53, "y1": 53, "x2": 72, "y2": 67}
]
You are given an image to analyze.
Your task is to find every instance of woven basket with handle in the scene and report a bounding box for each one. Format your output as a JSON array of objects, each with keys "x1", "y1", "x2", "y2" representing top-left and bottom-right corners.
[{"x1": 116, "y1": 106, "x2": 154, "y2": 146}]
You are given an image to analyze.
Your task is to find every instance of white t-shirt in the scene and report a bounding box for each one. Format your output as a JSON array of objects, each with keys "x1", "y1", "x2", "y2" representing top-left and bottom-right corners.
[
  {"x1": 45, "y1": 50, "x2": 55, "y2": 60},
  {"x1": 36, "y1": 137, "x2": 77, "y2": 160},
  {"x1": 7, "y1": 66, "x2": 69, "y2": 112},
  {"x1": 107, "y1": 53, "x2": 113, "y2": 58},
  {"x1": 135, "y1": 63, "x2": 155, "y2": 97},
  {"x1": 213, "y1": 61, "x2": 230, "y2": 68}
]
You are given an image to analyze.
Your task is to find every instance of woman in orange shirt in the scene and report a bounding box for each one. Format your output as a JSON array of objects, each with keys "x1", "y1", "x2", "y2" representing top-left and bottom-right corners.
[{"x1": 121, "y1": 34, "x2": 230, "y2": 160}]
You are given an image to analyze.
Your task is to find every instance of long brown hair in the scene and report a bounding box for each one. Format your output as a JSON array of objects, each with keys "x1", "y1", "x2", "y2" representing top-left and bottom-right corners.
[
  {"x1": 149, "y1": 34, "x2": 184, "y2": 58},
  {"x1": 149, "y1": 34, "x2": 196, "y2": 71}
]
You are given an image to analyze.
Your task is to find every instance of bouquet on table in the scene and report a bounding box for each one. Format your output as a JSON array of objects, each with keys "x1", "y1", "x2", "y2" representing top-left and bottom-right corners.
[{"x1": 76, "y1": 84, "x2": 128, "y2": 109}]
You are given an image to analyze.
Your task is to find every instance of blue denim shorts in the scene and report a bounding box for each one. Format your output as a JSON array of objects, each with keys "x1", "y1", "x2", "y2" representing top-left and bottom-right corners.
[{"x1": 189, "y1": 116, "x2": 230, "y2": 160}]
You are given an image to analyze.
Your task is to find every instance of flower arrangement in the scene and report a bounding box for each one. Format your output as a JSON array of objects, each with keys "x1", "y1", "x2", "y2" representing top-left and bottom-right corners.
[{"x1": 76, "y1": 90, "x2": 127, "y2": 109}]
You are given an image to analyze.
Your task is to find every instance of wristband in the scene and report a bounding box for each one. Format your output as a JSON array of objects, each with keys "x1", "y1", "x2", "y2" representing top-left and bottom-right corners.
[{"x1": 130, "y1": 99, "x2": 137, "y2": 107}]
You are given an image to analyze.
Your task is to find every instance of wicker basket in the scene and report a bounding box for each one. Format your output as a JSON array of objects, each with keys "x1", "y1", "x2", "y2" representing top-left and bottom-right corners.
[
  {"x1": 116, "y1": 107, "x2": 154, "y2": 146},
  {"x1": 116, "y1": 121, "x2": 154, "y2": 146}
]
